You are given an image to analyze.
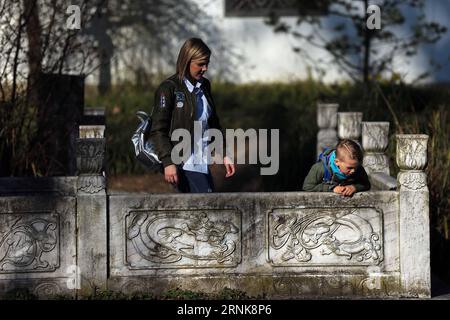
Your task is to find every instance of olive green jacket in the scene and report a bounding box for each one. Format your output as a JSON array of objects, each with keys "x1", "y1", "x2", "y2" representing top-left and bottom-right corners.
[
  {"x1": 148, "y1": 74, "x2": 224, "y2": 168},
  {"x1": 302, "y1": 149, "x2": 371, "y2": 192}
]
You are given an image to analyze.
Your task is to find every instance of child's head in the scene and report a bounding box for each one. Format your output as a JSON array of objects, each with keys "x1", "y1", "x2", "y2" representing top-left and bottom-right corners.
[{"x1": 334, "y1": 139, "x2": 363, "y2": 176}]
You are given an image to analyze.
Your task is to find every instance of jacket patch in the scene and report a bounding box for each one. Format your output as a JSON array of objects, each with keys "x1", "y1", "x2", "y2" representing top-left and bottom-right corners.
[
  {"x1": 160, "y1": 93, "x2": 166, "y2": 108},
  {"x1": 175, "y1": 91, "x2": 184, "y2": 108}
]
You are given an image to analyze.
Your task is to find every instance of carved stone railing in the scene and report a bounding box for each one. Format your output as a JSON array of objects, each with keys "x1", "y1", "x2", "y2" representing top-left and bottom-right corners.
[
  {"x1": 362, "y1": 122, "x2": 397, "y2": 190},
  {"x1": 82, "y1": 107, "x2": 106, "y2": 126},
  {"x1": 317, "y1": 105, "x2": 398, "y2": 191},
  {"x1": 76, "y1": 125, "x2": 107, "y2": 295},
  {"x1": 316, "y1": 106, "x2": 363, "y2": 149},
  {"x1": 108, "y1": 191, "x2": 399, "y2": 298},
  {"x1": 396, "y1": 134, "x2": 430, "y2": 297},
  {"x1": 104, "y1": 134, "x2": 430, "y2": 299},
  {"x1": 316, "y1": 103, "x2": 338, "y2": 157},
  {"x1": 0, "y1": 125, "x2": 431, "y2": 298},
  {"x1": 337, "y1": 112, "x2": 363, "y2": 142},
  {"x1": 362, "y1": 122, "x2": 390, "y2": 174}
]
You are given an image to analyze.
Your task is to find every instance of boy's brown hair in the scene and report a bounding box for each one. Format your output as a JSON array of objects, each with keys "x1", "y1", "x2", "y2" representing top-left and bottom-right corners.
[{"x1": 336, "y1": 139, "x2": 363, "y2": 162}]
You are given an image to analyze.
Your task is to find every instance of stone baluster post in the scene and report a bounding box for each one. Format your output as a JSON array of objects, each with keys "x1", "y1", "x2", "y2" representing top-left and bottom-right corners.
[
  {"x1": 362, "y1": 122, "x2": 390, "y2": 175},
  {"x1": 337, "y1": 112, "x2": 363, "y2": 143},
  {"x1": 396, "y1": 134, "x2": 430, "y2": 297},
  {"x1": 83, "y1": 107, "x2": 106, "y2": 126},
  {"x1": 317, "y1": 103, "x2": 338, "y2": 157},
  {"x1": 76, "y1": 125, "x2": 107, "y2": 296}
]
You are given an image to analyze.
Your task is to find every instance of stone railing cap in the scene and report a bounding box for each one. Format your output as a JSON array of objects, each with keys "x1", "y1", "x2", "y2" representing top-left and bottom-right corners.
[
  {"x1": 362, "y1": 121, "x2": 390, "y2": 125},
  {"x1": 84, "y1": 108, "x2": 105, "y2": 116},
  {"x1": 79, "y1": 125, "x2": 105, "y2": 138},
  {"x1": 318, "y1": 103, "x2": 339, "y2": 107},
  {"x1": 396, "y1": 134, "x2": 429, "y2": 139},
  {"x1": 338, "y1": 112, "x2": 363, "y2": 115}
]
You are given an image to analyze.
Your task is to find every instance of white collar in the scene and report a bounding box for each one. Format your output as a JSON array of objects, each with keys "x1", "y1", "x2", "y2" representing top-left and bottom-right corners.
[{"x1": 183, "y1": 77, "x2": 202, "y2": 93}]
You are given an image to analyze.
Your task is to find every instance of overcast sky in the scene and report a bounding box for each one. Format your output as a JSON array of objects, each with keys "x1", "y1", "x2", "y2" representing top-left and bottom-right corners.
[{"x1": 193, "y1": 0, "x2": 450, "y2": 83}]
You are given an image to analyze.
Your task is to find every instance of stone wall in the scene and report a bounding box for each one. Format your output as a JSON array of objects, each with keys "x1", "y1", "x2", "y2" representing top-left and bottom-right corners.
[
  {"x1": 0, "y1": 195, "x2": 77, "y2": 298},
  {"x1": 0, "y1": 120, "x2": 430, "y2": 299},
  {"x1": 108, "y1": 191, "x2": 401, "y2": 298}
]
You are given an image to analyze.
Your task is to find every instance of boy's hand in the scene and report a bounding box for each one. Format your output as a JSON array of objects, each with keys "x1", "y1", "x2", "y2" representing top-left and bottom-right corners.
[
  {"x1": 333, "y1": 186, "x2": 345, "y2": 194},
  {"x1": 341, "y1": 185, "x2": 357, "y2": 197}
]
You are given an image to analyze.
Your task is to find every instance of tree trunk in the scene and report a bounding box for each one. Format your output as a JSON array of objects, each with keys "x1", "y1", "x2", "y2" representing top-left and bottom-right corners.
[
  {"x1": 98, "y1": 46, "x2": 112, "y2": 95},
  {"x1": 23, "y1": 0, "x2": 42, "y2": 104},
  {"x1": 363, "y1": 0, "x2": 371, "y2": 84},
  {"x1": 95, "y1": 10, "x2": 114, "y2": 96}
]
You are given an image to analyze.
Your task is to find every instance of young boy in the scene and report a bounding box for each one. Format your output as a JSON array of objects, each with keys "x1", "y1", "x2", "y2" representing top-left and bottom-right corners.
[{"x1": 303, "y1": 139, "x2": 370, "y2": 196}]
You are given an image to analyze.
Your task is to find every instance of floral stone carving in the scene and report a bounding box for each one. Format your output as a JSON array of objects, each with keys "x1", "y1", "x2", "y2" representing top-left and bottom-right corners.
[
  {"x1": 0, "y1": 214, "x2": 59, "y2": 273},
  {"x1": 268, "y1": 207, "x2": 383, "y2": 266}
]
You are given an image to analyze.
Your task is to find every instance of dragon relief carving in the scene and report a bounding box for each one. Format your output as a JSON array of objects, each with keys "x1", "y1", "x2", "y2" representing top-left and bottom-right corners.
[
  {"x1": 127, "y1": 211, "x2": 240, "y2": 267},
  {"x1": 269, "y1": 209, "x2": 382, "y2": 265},
  {"x1": 0, "y1": 217, "x2": 58, "y2": 272}
]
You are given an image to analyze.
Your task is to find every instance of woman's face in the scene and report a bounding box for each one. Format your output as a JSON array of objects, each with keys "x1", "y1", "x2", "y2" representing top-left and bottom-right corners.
[{"x1": 189, "y1": 56, "x2": 210, "y2": 81}]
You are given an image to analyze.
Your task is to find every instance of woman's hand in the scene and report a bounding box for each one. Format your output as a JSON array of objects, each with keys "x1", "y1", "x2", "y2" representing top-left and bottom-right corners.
[
  {"x1": 164, "y1": 164, "x2": 178, "y2": 185},
  {"x1": 223, "y1": 156, "x2": 235, "y2": 178}
]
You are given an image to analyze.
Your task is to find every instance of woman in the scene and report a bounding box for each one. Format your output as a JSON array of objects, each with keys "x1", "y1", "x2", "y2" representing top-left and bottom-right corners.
[{"x1": 149, "y1": 38, "x2": 235, "y2": 193}]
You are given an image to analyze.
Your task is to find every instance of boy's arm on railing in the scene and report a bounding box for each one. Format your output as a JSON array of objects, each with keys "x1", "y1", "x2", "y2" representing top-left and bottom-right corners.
[
  {"x1": 302, "y1": 163, "x2": 335, "y2": 192},
  {"x1": 369, "y1": 172, "x2": 397, "y2": 190},
  {"x1": 353, "y1": 166, "x2": 371, "y2": 192}
]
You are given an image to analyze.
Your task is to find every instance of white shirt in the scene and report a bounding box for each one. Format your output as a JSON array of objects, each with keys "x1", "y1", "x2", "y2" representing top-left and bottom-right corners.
[{"x1": 182, "y1": 78, "x2": 211, "y2": 174}]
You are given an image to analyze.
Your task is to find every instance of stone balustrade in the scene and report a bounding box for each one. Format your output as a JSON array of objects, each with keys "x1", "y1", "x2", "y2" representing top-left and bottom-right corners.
[
  {"x1": 316, "y1": 103, "x2": 338, "y2": 157},
  {"x1": 397, "y1": 134, "x2": 430, "y2": 297},
  {"x1": 337, "y1": 112, "x2": 363, "y2": 142},
  {"x1": 362, "y1": 122, "x2": 390, "y2": 175},
  {"x1": 317, "y1": 105, "x2": 397, "y2": 191},
  {"x1": 76, "y1": 125, "x2": 108, "y2": 296},
  {"x1": 0, "y1": 125, "x2": 431, "y2": 299}
]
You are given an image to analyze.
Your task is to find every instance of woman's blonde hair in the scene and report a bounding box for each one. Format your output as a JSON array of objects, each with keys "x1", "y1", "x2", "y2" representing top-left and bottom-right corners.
[{"x1": 176, "y1": 38, "x2": 211, "y2": 81}]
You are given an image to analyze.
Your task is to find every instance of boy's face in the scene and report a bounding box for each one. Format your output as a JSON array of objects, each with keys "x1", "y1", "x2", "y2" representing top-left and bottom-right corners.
[{"x1": 334, "y1": 155, "x2": 359, "y2": 176}]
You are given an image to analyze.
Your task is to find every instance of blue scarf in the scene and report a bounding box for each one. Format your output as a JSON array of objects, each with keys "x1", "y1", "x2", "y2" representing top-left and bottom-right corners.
[{"x1": 329, "y1": 150, "x2": 348, "y2": 180}]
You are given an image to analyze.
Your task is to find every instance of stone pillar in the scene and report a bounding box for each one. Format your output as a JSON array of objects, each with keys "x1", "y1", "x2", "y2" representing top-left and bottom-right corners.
[
  {"x1": 82, "y1": 108, "x2": 106, "y2": 126},
  {"x1": 76, "y1": 125, "x2": 107, "y2": 296},
  {"x1": 396, "y1": 134, "x2": 430, "y2": 297},
  {"x1": 317, "y1": 103, "x2": 338, "y2": 157},
  {"x1": 337, "y1": 112, "x2": 363, "y2": 143},
  {"x1": 362, "y1": 122, "x2": 390, "y2": 175}
]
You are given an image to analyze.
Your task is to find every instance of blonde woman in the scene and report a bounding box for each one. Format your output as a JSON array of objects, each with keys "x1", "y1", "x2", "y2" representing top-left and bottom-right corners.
[{"x1": 149, "y1": 38, "x2": 235, "y2": 193}]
